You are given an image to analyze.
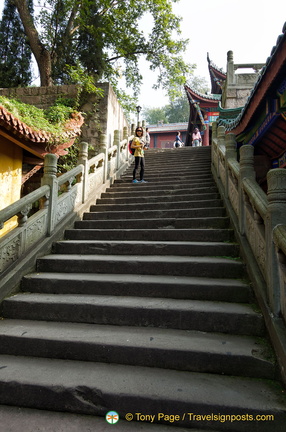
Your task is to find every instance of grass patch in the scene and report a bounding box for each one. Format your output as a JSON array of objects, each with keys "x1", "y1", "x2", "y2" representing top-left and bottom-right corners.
[{"x1": 0, "y1": 96, "x2": 75, "y2": 136}]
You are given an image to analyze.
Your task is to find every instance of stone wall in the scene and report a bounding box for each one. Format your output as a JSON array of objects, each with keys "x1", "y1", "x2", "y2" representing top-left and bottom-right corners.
[
  {"x1": 0, "y1": 83, "x2": 129, "y2": 152},
  {"x1": 222, "y1": 50, "x2": 264, "y2": 109}
]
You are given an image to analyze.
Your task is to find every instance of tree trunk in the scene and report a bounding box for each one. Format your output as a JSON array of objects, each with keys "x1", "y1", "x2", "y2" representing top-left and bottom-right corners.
[{"x1": 13, "y1": 0, "x2": 53, "y2": 86}]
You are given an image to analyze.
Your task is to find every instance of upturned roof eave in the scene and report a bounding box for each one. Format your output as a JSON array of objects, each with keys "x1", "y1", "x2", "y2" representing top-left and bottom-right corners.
[
  {"x1": 184, "y1": 85, "x2": 221, "y2": 104},
  {"x1": 0, "y1": 105, "x2": 84, "y2": 158}
]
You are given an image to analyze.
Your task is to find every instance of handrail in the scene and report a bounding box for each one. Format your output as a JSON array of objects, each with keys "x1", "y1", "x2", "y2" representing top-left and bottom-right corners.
[
  {"x1": 242, "y1": 177, "x2": 268, "y2": 220},
  {"x1": 212, "y1": 122, "x2": 286, "y2": 341},
  {"x1": 0, "y1": 185, "x2": 50, "y2": 228},
  {"x1": 58, "y1": 165, "x2": 83, "y2": 186},
  {"x1": 0, "y1": 129, "x2": 134, "y2": 279}
]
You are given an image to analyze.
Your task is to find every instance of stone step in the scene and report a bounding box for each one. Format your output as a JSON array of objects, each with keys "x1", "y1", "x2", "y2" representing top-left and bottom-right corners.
[
  {"x1": 0, "y1": 355, "x2": 284, "y2": 431},
  {"x1": 100, "y1": 185, "x2": 218, "y2": 199},
  {"x1": 64, "y1": 228, "x2": 234, "y2": 242},
  {"x1": 91, "y1": 198, "x2": 223, "y2": 212},
  {"x1": 0, "y1": 405, "x2": 214, "y2": 432},
  {"x1": 108, "y1": 179, "x2": 215, "y2": 193},
  {"x1": 53, "y1": 240, "x2": 239, "y2": 257},
  {"x1": 0, "y1": 320, "x2": 275, "y2": 379},
  {"x1": 21, "y1": 273, "x2": 251, "y2": 303},
  {"x1": 121, "y1": 172, "x2": 212, "y2": 180},
  {"x1": 34, "y1": 254, "x2": 245, "y2": 279},
  {"x1": 96, "y1": 191, "x2": 221, "y2": 204},
  {"x1": 121, "y1": 168, "x2": 212, "y2": 177},
  {"x1": 82, "y1": 208, "x2": 226, "y2": 221},
  {"x1": 2, "y1": 294, "x2": 263, "y2": 335},
  {"x1": 75, "y1": 216, "x2": 230, "y2": 230}
]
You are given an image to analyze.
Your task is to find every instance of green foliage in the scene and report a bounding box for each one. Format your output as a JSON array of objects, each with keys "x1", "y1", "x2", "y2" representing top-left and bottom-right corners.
[
  {"x1": 66, "y1": 64, "x2": 104, "y2": 97},
  {"x1": 0, "y1": 96, "x2": 75, "y2": 136},
  {"x1": 165, "y1": 97, "x2": 189, "y2": 123},
  {"x1": 13, "y1": 0, "x2": 193, "y2": 100},
  {"x1": 57, "y1": 141, "x2": 80, "y2": 173},
  {"x1": 143, "y1": 74, "x2": 211, "y2": 124},
  {"x1": 0, "y1": 0, "x2": 33, "y2": 87},
  {"x1": 57, "y1": 141, "x2": 94, "y2": 173},
  {"x1": 143, "y1": 107, "x2": 168, "y2": 125}
]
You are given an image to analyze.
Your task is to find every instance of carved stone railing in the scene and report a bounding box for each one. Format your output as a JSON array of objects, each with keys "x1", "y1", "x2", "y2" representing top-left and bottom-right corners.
[
  {"x1": 212, "y1": 123, "x2": 286, "y2": 384},
  {"x1": 0, "y1": 126, "x2": 133, "y2": 300}
]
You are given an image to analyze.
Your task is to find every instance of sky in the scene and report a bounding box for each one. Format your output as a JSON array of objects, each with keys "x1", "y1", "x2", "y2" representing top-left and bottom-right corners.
[{"x1": 0, "y1": 0, "x2": 285, "y2": 112}]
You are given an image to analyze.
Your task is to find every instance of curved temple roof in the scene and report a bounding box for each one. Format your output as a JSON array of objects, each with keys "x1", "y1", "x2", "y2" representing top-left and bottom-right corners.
[
  {"x1": 0, "y1": 104, "x2": 84, "y2": 158},
  {"x1": 207, "y1": 53, "x2": 226, "y2": 95}
]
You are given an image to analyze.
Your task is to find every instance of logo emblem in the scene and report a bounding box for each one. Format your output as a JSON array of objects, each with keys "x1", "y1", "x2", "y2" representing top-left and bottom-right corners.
[{"x1": 106, "y1": 411, "x2": 119, "y2": 424}]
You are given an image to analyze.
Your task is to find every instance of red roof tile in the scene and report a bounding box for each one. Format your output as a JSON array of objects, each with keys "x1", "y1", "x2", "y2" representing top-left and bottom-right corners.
[{"x1": 0, "y1": 104, "x2": 84, "y2": 155}]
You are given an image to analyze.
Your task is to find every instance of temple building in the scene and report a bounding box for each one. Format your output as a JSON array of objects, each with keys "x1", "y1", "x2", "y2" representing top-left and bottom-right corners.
[
  {"x1": 217, "y1": 22, "x2": 286, "y2": 190},
  {"x1": 185, "y1": 46, "x2": 266, "y2": 148},
  {"x1": 184, "y1": 54, "x2": 226, "y2": 146},
  {"x1": 185, "y1": 21, "x2": 286, "y2": 191},
  {"x1": 146, "y1": 122, "x2": 188, "y2": 149}
]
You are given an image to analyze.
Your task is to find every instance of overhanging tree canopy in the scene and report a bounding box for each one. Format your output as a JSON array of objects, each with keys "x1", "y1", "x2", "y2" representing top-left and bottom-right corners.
[
  {"x1": 12, "y1": 0, "x2": 193, "y2": 99},
  {"x1": 0, "y1": 0, "x2": 33, "y2": 87}
]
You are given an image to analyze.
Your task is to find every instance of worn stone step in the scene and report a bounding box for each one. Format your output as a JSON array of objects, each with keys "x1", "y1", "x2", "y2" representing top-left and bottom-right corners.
[
  {"x1": 0, "y1": 405, "x2": 208, "y2": 432},
  {"x1": 100, "y1": 185, "x2": 218, "y2": 199},
  {"x1": 0, "y1": 355, "x2": 284, "y2": 431},
  {"x1": 0, "y1": 320, "x2": 275, "y2": 379},
  {"x1": 96, "y1": 191, "x2": 221, "y2": 204},
  {"x1": 83, "y1": 208, "x2": 226, "y2": 221},
  {"x1": 53, "y1": 240, "x2": 238, "y2": 257},
  {"x1": 64, "y1": 228, "x2": 234, "y2": 242},
  {"x1": 75, "y1": 216, "x2": 230, "y2": 230},
  {"x1": 108, "y1": 179, "x2": 215, "y2": 193},
  {"x1": 121, "y1": 170, "x2": 213, "y2": 180},
  {"x1": 35, "y1": 254, "x2": 244, "y2": 279},
  {"x1": 121, "y1": 173, "x2": 213, "y2": 182},
  {"x1": 21, "y1": 273, "x2": 251, "y2": 303},
  {"x1": 91, "y1": 198, "x2": 224, "y2": 212},
  {"x1": 2, "y1": 294, "x2": 263, "y2": 335}
]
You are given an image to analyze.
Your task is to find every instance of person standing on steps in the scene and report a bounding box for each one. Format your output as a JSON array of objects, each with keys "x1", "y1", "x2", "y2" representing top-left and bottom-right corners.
[
  {"x1": 131, "y1": 126, "x2": 148, "y2": 183},
  {"x1": 145, "y1": 127, "x2": 150, "y2": 148},
  {"x1": 174, "y1": 131, "x2": 184, "y2": 148},
  {"x1": 192, "y1": 127, "x2": 202, "y2": 147}
]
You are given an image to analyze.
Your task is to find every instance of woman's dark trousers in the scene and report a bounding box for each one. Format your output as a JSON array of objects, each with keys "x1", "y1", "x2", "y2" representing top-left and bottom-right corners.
[{"x1": 133, "y1": 156, "x2": 145, "y2": 181}]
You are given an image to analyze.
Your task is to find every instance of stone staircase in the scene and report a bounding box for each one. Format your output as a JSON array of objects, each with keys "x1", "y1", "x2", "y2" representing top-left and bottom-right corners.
[{"x1": 0, "y1": 146, "x2": 285, "y2": 431}]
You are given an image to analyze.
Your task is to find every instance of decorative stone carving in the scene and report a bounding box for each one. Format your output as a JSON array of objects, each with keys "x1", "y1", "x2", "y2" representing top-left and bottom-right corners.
[{"x1": 0, "y1": 235, "x2": 21, "y2": 273}]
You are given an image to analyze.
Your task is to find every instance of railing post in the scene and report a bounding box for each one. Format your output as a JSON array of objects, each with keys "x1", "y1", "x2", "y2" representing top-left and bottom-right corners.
[
  {"x1": 217, "y1": 125, "x2": 225, "y2": 180},
  {"x1": 114, "y1": 130, "x2": 120, "y2": 170},
  {"x1": 77, "y1": 142, "x2": 89, "y2": 203},
  {"x1": 266, "y1": 169, "x2": 286, "y2": 315},
  {"x1": 123, "y1": 126, "x2": 129, "y2": 161},
  {"x1": 239, "y1": 145, "x2": 255, "y2": 235},
  {"x1": 41, "y1": 153, "x2": 58, "y2": 236},
  {"x1": 211, "y1": 121, "x2": 218, "y2": 173},
  {"x1": 225, "y1": 133, "x2": 237, "y2": 199},
  {"x1": 101, "y1": 134, "x2": 108, "y2": 183}
]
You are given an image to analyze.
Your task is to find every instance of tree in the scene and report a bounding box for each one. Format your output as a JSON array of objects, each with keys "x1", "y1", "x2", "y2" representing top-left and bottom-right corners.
[
  {"x1": 12, "y1": 0, "x2": 192, "y2": 98},
  {"x1": 143, "y1": 107, "x2": 168, "y2": 125},
  {"x1": 0, "y1": 0, "x2": 33, "y2": 87},
  {"x1": 143, "y1": 74, "x2": 210, "y2": 124}
]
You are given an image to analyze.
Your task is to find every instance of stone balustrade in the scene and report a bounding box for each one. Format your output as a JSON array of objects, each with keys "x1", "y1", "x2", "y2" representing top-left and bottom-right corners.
[
  {"x1": 212, "y1": 123, "x2": 286, "y2": 380},
  {"x1": 0, "y1": 128, "x2": 133, "y2": 301}
]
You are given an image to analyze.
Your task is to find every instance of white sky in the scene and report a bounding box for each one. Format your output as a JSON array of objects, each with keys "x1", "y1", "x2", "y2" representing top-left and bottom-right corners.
[{"x1": 0, "y1": 0, "x2": 285, "y2": 113}]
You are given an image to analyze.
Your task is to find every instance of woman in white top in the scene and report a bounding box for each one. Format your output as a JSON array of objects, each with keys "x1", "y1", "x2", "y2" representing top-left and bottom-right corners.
[{"x1": 192, "y1": 127, "x2": 202, "y2": 147}]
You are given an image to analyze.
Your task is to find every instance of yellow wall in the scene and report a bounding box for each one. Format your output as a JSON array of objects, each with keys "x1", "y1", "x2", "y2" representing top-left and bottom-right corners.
[{"x1": 0, "y1": 137, "x2": 22, "y2": 237}]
